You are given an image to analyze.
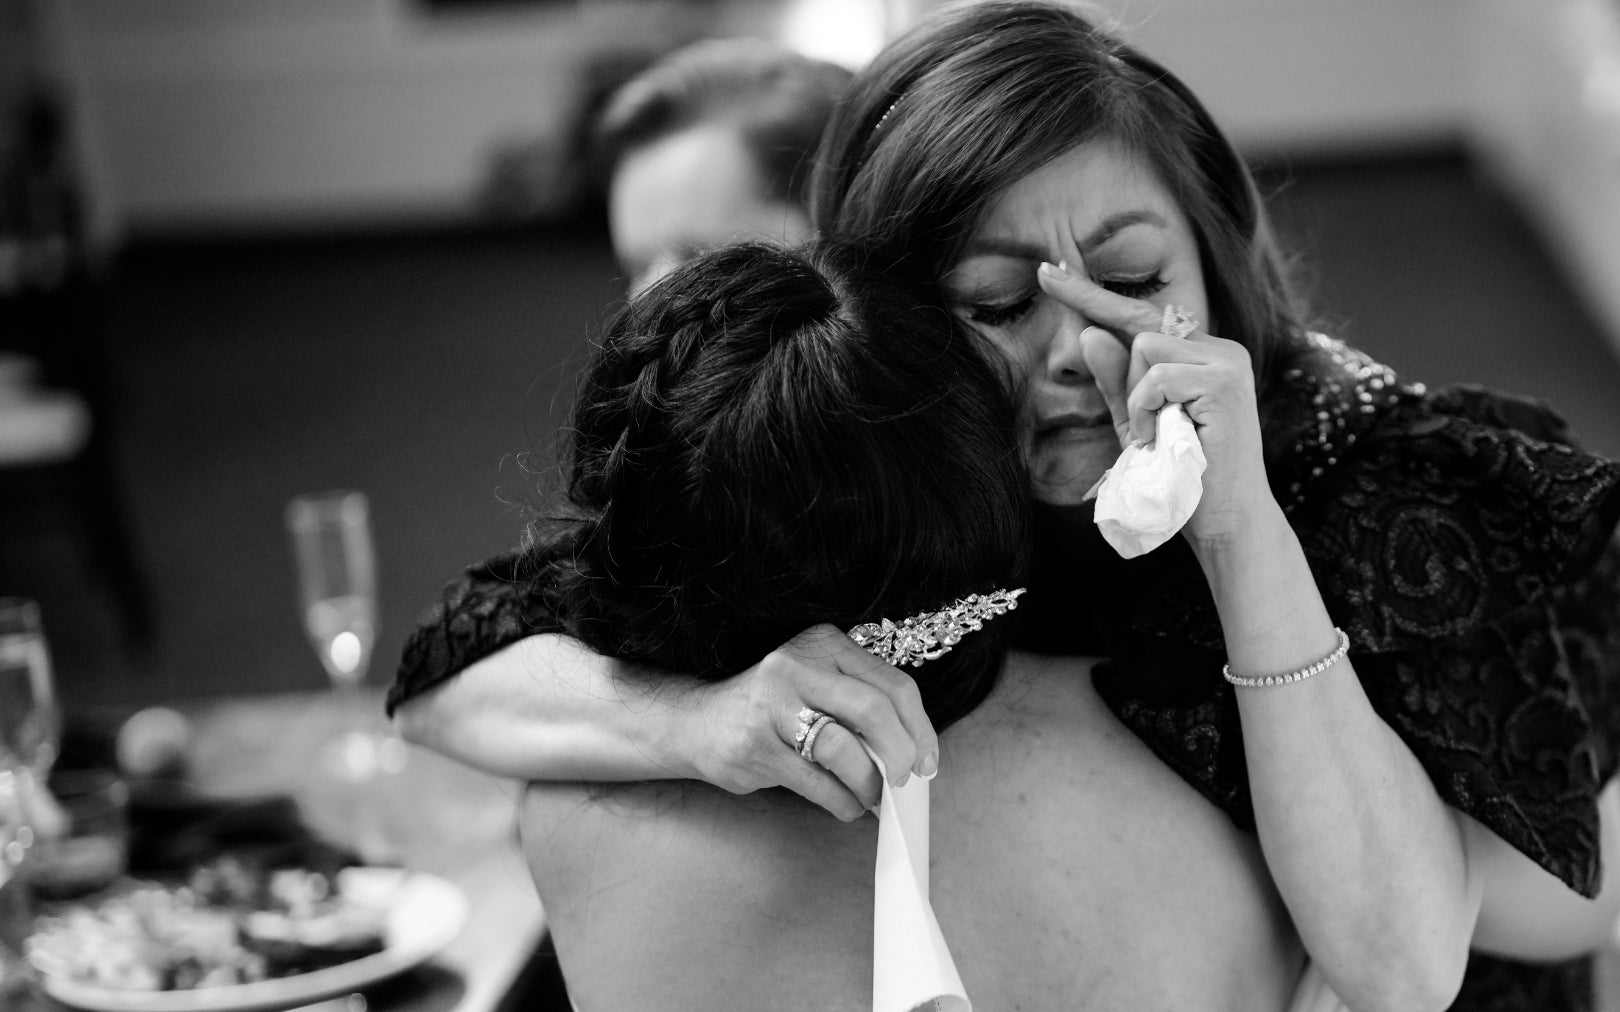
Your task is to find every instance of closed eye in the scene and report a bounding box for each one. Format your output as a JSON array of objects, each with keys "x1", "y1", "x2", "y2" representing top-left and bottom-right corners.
[
  {"x1": 965, "y1": 292, "x2": 1038, "y2": 327},
  {"x1": 962, "y1": 271, "x2": 1169, "y2": 327},
  {"x1": 1097, "y1": 273, "x2": 1169, "y2": 301}
]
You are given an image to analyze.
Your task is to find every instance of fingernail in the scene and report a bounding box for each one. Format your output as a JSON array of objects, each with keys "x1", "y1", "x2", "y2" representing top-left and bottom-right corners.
[
  {"x1": 1038, "y1": 260, "x2": 1067, "y2": 280},
  {"x1": 893, "y1": 770, "x2": 911, "y2": 789},
  {"x1": 918, "y1": 753, "x2": 939, "y2": 780}
]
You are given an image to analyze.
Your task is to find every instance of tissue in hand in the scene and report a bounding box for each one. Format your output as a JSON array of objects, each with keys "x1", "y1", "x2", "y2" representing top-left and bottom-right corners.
[{"x1": 1092, "y1": 403, "x2": 1206, "y2": 558}]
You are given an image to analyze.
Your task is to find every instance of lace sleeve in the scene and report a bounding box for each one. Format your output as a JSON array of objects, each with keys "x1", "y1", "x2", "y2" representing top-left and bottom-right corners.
[
  {"x1": 1094, "y1": 380, "x2": 1620, "y2": 896},
  {"x1": 385, "y1": 551, "x2": 562, "y2": 716},
  {"x1": 1355, "y1": 540, "x2": 1620, "y2": 897}
]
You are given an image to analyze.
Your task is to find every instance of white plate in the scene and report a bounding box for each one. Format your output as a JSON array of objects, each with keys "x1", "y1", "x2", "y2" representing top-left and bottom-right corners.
[{"x1": 37, "y1": 868, "x2": 468, "y2": 1012}]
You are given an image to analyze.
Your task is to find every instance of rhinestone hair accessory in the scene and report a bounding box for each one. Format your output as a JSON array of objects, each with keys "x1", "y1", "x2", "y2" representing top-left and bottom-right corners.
[{"x1": 848, "y1": 588, "x2": 1026, "y2": 668}]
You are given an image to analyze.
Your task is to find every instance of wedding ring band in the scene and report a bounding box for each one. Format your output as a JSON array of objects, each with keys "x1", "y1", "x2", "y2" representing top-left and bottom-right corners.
[
  {"x1": 793, "y1": 707, "x2": 823, "y2": 746},
  {"x1": 1161, "y1": 304, "x2": 1199, "y2": 340},
  {"x1": 798, "y1": 714, "x2": 836, "y2": 763}
]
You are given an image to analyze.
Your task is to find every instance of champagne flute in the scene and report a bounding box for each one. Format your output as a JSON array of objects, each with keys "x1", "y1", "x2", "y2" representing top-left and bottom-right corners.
[
  {"x1": 285, "y1": 492, "x2": 407, "y2": 864},
  {"x1": 285, "y1": 491, "x2": 379, "y2": 769}
]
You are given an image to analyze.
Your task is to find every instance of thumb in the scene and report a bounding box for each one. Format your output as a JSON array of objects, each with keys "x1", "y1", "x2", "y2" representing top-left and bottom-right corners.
[{"x1": 1082, "y1": 326, "x2": 1131, "y2": 449}]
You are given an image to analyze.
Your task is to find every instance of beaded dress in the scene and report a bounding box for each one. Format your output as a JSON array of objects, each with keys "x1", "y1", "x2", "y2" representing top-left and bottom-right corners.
[{"x1": 390, "y1": 335, "x2": 1620, "y2": 1012}]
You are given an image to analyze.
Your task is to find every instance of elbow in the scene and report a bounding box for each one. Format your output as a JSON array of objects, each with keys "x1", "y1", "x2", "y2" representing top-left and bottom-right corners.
[
  {"x1": 1403, "y1": 942, "x2": 1470, "y2": 1012},
  {"x1": 1327, "y1": 926, "x2": 1470, "y2": 1012},
  {"x1": 391, "y1": 693, "x2": 440, "y2": 749}
]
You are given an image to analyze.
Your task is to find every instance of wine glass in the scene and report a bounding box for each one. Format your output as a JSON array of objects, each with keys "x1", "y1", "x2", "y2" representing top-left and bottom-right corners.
[
  {"x1": 285, "y1": 492, "x2": 407, "y2": 864},
  {"x1": 285, "y1": 491, "x2": 381, "y2": 773},
  {"x1": 286, "y1": 490, "x2": 378, "y2": 688}
]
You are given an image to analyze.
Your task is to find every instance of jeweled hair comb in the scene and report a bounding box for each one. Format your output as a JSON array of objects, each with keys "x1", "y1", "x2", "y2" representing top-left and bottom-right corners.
[{"x1": 848, "y1": 588, "x2": 1026, "y2": 668}]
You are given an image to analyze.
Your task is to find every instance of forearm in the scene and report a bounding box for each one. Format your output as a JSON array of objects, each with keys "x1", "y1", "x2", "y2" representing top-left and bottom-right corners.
[
  {"x1": 1198, "y1": 504, "x2": 1479, "y2": 1012},
  {"x1": 394, "y1": 633, "x2": 704, "y2": 782}
]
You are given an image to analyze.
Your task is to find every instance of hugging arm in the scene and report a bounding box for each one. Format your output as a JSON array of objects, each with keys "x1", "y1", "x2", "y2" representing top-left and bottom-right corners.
[{"x1": 390, "y1": 563, "x2": 939, "y2": 820}]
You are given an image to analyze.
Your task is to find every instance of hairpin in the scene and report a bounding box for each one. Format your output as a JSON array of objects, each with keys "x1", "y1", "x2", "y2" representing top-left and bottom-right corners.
[
  {"x1": 852, "y1": 95, "x2": 904, "y2": 178},
  {"x1": 848, "y1": 588, "x2": 1026, "y2": 668},
  {"x1": 871, "y1": 97, "x2": 902, "y2": 136}
]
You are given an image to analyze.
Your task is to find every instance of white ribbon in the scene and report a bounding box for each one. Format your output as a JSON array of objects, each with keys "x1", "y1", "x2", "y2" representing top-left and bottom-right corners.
[{"x1": 868, "y1": 749, "x2": 970, "y2": 1012}]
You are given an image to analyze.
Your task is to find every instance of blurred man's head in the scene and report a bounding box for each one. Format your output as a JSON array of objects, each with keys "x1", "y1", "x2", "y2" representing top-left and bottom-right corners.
[{"x1": 596, "y1": 39, "x2": 851, "y2": 294}]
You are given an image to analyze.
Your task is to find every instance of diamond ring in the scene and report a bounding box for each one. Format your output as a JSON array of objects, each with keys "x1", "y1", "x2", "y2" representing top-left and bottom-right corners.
[
  {"x1": 793, "y1": 707, "x2": 824, "y2": 746},
  {"x1": 1160, "y1": 304, "x2": 1199, "y2": 340},
  {"x1": 798, "y1": 713, "x2": 837, "y2": 764}
]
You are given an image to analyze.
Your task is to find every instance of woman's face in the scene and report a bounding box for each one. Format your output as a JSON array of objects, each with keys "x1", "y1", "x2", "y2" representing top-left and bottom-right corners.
[{"x1": 942, "y1": 139, "x2": 1209, "y2": 504}]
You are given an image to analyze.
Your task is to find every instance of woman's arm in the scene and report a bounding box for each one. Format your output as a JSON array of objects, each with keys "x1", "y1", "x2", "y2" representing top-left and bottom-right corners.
[
  {"x1": 394, "y1": 634, "x2": 695, "y2": 781},
  {"x1": 1197, "y1": 503, "x2": 1480, "y2": 1012},
  {"x1": 393, "y1": 626, "x2": 941, "y2": 821},
  {"x1": 1039, "y1": 262, "x2": 1479, "y2": 1012}
]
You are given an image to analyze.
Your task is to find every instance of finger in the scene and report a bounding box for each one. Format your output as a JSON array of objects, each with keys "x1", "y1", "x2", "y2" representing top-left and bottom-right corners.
[
  {"x1": 794, "y1": 666, "x2": 920, "y2": 788},
  {"x1": 1037, "y1": 259, "x2": 1163, "y2": 339},
  {"x1": 1127, "y1": 332, "x2": 1214, "y2": 396},
  {"x1": 803, "y1": 722, "x2": 884, "y2": 810},
  {"x1": 1127, "y1": 362, "x2": 1209, "y2": 439},
  {"x1": 1081, "y1": 325, "x2": 1132, "y2": 449},
  {"x1": 774, "y1": 751, "x2": 868, "y2": 822},
  {"x1": 814, "y1": 629, "x2": 939, "y2": 782}
]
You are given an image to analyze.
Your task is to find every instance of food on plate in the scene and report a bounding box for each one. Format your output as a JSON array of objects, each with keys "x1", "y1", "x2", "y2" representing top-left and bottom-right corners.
[{"x1": 25, "y1": 857, "x2": 396, "y2": 991}]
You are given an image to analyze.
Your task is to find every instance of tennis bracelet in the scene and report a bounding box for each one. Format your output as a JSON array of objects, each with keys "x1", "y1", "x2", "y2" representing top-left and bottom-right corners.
[{"x1": 1223, "y1": 627, "x2": 1350, "y2": 688}]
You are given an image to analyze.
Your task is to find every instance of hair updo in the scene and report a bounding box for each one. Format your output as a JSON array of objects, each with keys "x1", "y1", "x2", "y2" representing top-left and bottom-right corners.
[{"x1": 531, "y1": 240, "x2": 1030, "y2": 730}]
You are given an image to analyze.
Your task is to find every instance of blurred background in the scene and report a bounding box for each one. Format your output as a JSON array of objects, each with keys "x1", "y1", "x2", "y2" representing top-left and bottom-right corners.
[{"x1": 4, "y1": 0, "x2": 1620, "y2": 715}]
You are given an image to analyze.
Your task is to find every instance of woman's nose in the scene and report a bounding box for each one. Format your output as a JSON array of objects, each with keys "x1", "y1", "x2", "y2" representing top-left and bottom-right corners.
[{"x1": 1043, "y1": 303, "x2": 1094, "y2": 383}]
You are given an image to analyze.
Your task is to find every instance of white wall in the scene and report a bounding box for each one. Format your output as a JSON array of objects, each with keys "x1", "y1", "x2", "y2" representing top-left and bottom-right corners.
[
  {"x1": 48, "y1": 0, "x2": 727, "y2": 235},
  {"x1": 45, "y1": 0, "x2": 1474, "y2": 238},
  {"x1": 1090, "y1": 0, "x2": 1466, "y2": 155},
  {"x1": 1466, "y1": 0, "x2": 1620, "y2": 354}
]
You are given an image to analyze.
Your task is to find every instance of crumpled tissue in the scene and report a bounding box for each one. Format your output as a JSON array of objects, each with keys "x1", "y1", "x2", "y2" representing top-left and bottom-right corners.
[{"x1": 1092, "y1": 402, "x2": 1206, "y2": 558}]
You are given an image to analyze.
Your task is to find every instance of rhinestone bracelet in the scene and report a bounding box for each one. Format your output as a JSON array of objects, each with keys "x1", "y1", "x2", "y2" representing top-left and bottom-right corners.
[{"x1": 1223, "y1": 627, "x2": 1350, "y2": 688}]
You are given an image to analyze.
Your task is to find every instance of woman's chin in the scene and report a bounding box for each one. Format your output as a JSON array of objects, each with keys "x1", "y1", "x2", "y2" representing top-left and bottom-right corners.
[{"x1": 1029, "y1": 448, "x2": 1114, "y2": 505}]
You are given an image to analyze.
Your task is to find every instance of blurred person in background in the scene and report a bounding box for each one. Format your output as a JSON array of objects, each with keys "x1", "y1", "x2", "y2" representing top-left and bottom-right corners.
[
  {"x1": 592, "y1": 38, "x2": 850, "y2": 294},
  {"x1": 394, "y1": 2, "x2": 1620, "y2": 1009}
]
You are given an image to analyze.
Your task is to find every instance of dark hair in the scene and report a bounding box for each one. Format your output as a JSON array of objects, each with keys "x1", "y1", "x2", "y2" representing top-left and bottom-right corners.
[
  {"x1": 596, "y1": 40, "x2": 853, "y2": 207},
  {"x1": 532, "y1": 241, "x2": 1030, "y2": 729},
  {"x1": 809, "y1": 0, "x2": 1311, "y2": 451}
]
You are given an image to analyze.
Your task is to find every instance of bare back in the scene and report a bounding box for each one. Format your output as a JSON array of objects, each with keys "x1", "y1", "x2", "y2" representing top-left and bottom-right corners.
[{"x1": 521, "y1": 653, "x2": 1306, "y2": 1010}]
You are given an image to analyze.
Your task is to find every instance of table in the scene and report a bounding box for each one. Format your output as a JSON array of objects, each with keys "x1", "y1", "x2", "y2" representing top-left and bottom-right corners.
[{"x1": 9, "y1": 689, "x2": 545, "y2": 1012}]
